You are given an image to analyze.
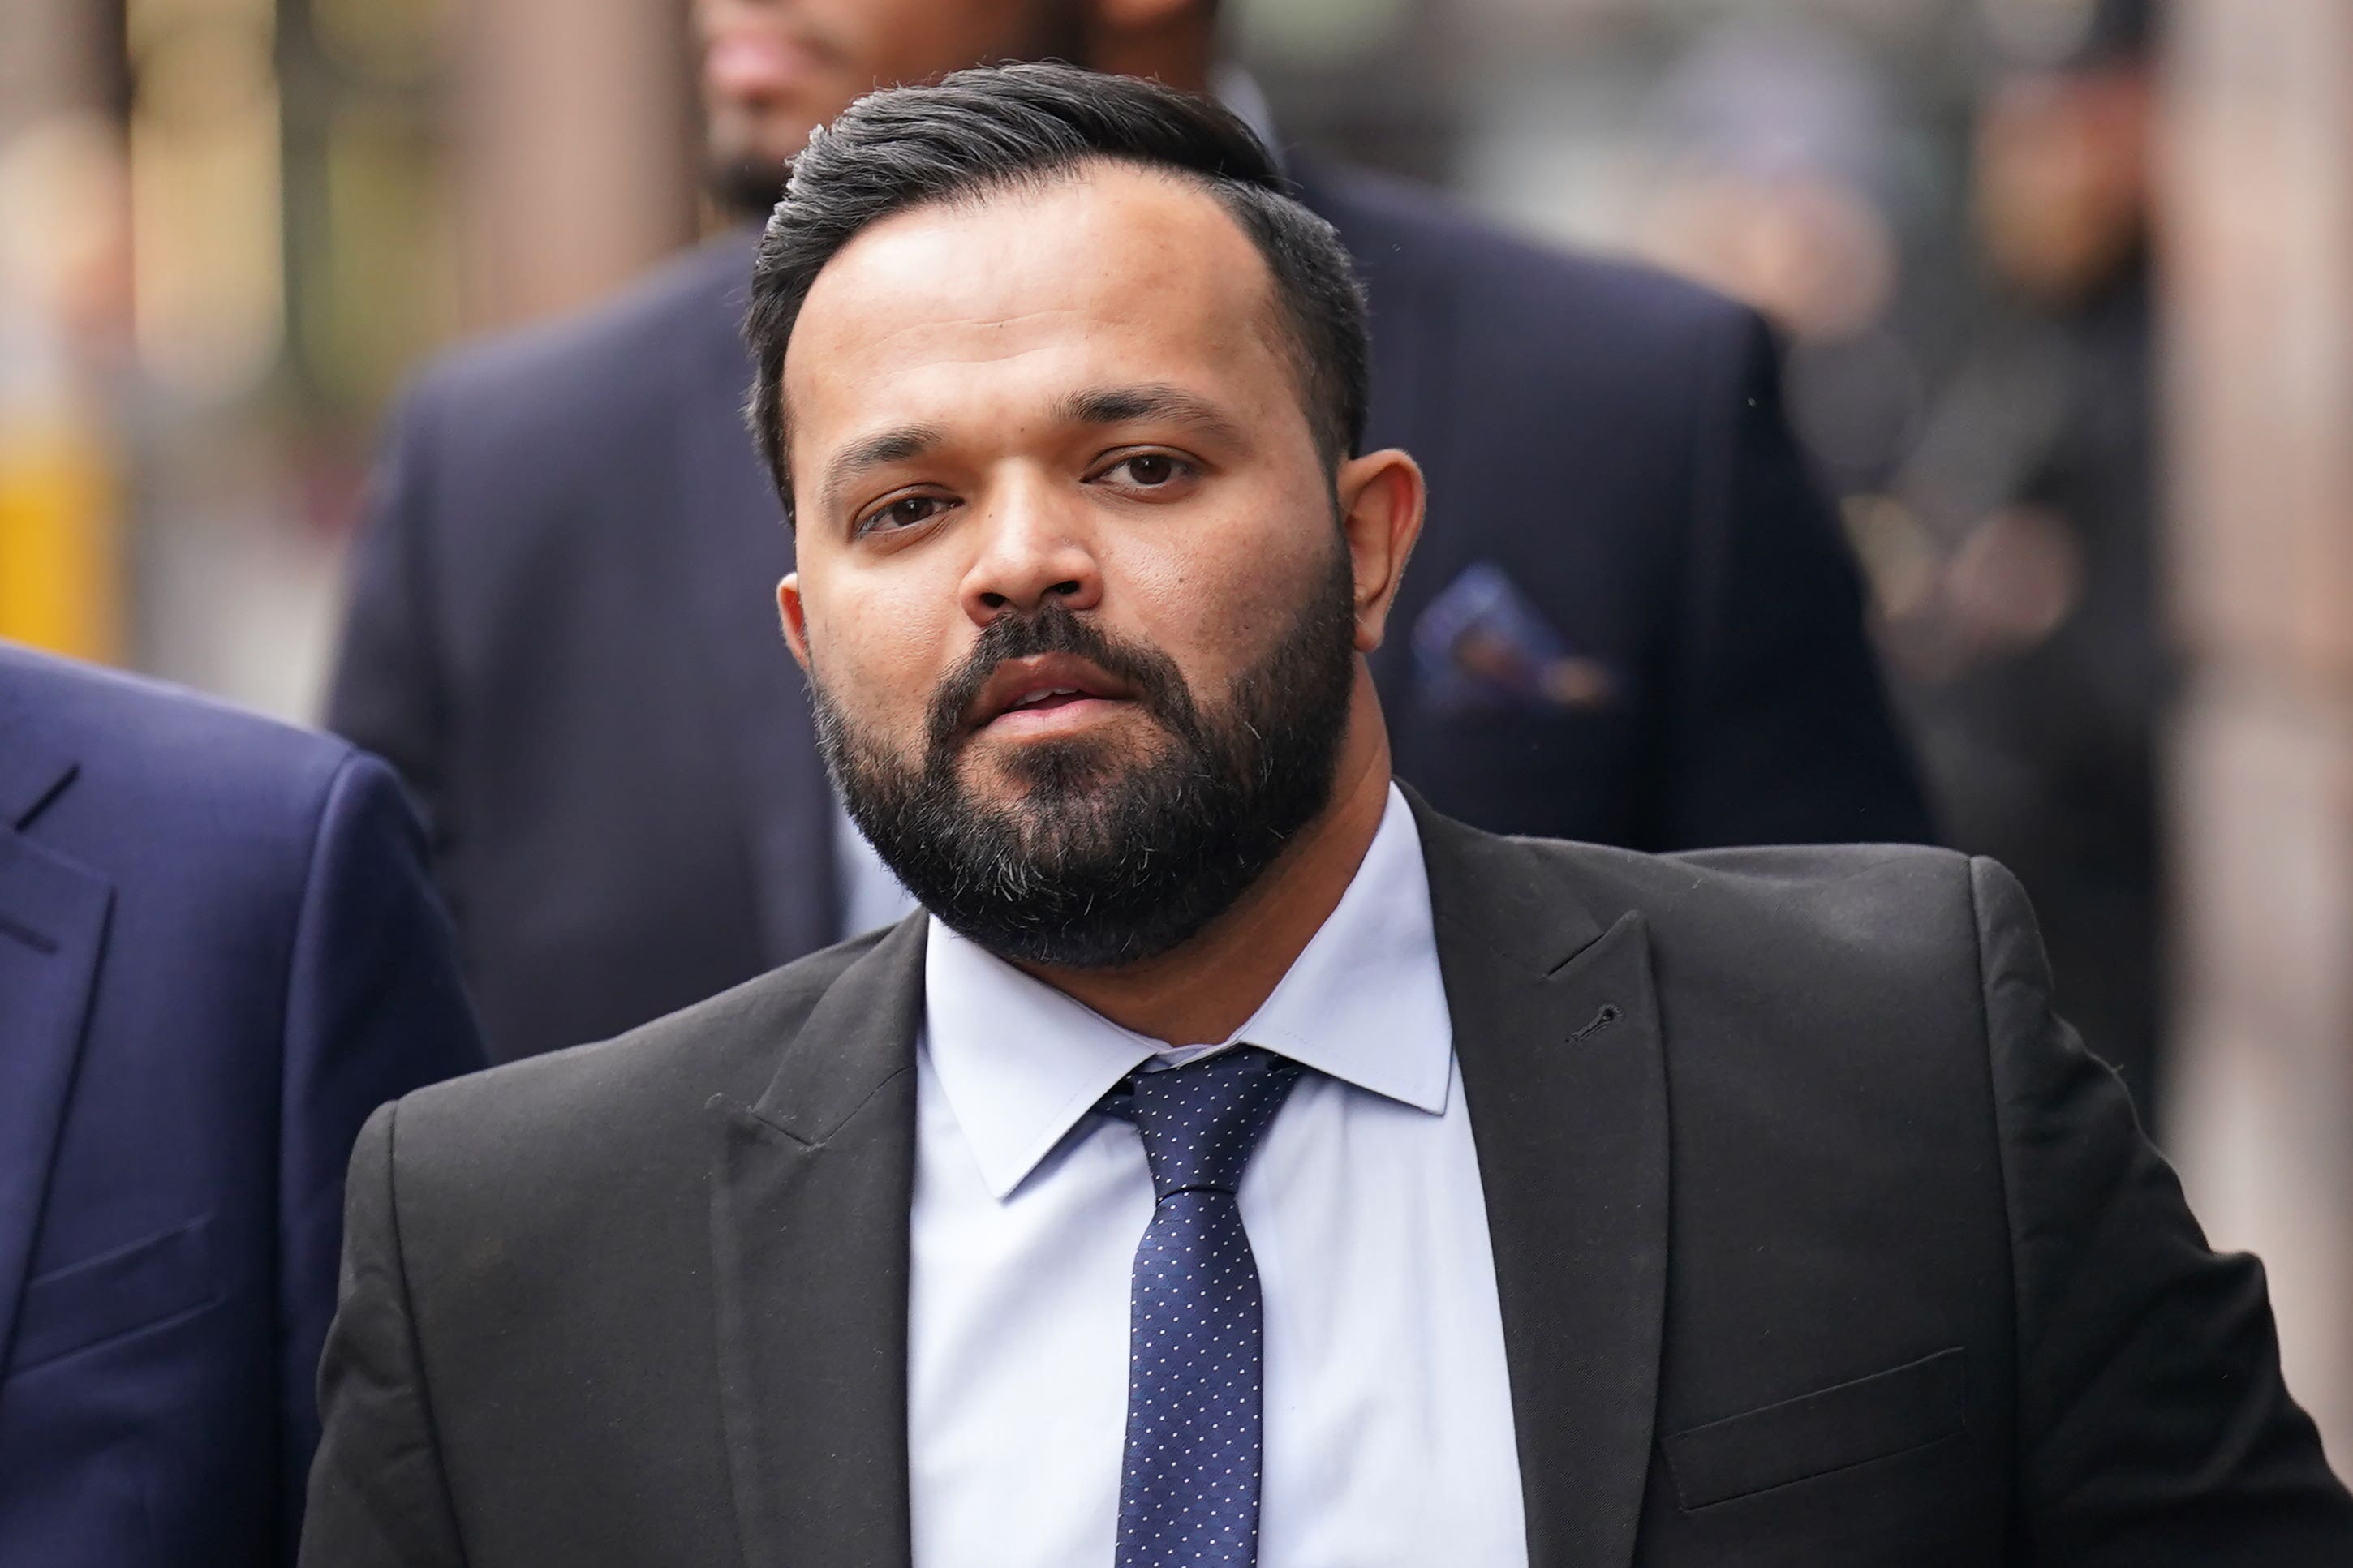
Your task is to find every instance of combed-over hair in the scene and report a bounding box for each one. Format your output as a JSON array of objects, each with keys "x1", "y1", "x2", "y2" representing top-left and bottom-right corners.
[{"x1": 743, "y1": 61, "x2": 1370, "y2": 524}]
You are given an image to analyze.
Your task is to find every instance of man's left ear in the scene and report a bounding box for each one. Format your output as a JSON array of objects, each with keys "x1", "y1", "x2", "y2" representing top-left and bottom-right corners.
[
  {"x1": 777, "y1": 573, "x2": 813, "y2": 673},
  {"x1": 1334, "y1": 449, "x2": 1426, "y2": 653}
]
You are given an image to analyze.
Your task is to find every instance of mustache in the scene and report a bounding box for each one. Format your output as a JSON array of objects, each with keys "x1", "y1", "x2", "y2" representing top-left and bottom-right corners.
[{"x1": 924, "y1": 602, "x2": 1193, "y2": 753}]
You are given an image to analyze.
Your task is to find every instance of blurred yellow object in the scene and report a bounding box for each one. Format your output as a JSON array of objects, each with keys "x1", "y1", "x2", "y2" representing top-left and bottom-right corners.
[{"x1": 0, "y1": 412, "x2": 122, "y2": 664}]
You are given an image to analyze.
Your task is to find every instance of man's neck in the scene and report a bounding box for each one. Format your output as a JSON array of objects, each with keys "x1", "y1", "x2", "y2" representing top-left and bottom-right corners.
[{"x1": 1019, "y1": 690, "x2": 1395, "y2": 1049}]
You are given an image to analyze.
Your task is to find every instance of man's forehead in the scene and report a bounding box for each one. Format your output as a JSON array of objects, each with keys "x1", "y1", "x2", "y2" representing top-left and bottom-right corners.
[{"x1": 781, "y1": 164, "x2": 1287, "y2": 417}]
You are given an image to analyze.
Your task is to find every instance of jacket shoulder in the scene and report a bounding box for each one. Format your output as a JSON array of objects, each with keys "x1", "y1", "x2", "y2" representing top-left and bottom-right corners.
[
  {"x1": 0, "y1": 642, "x2": 363, "y2": 827},
  {"x1": 1435, "y1": 821, "x2": 2007, "y2": 1182},
  {"x1": 399, "y1": 233, "x2": 752, "y2": 424},
  {"x1": 1304, "y1": 160, "x2": 1756, "y2": 350},
  {"x1": 1572, "y1": 835, "x2": 1981, "y2": 975},
  {"x1": 0, "y1": 648, "x2": 408, "y2": 955},
  {"x1": 1426, "y1": 802, "x2": 1986, "y2": 1002},
  {"x1": 383, "y1": 927, "x2": 893, "y2": 1188}
]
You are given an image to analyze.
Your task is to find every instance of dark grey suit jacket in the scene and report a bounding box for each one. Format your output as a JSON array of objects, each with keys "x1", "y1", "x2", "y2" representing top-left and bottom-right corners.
[{"x1": 301, "y1": 800, "x2": 2350, "y2": 1566}]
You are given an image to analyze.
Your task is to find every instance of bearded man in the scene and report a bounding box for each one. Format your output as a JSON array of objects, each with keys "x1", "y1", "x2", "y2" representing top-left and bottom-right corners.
[
  {"x1": 329, "y1": 0, "x2": 1930, "y2": 1068},
  {"x1": 301, "y1": 66, "x2": 2351, "y2": 1568}
]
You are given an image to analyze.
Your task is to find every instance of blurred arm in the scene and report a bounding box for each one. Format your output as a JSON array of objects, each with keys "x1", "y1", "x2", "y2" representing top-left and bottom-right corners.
[
  {"x1": 279, "y1": 752, "x2": 485, "y2": 1561},
  {"x1": 1976, "y1": 857, "x2": 2353, "y2": 1562},
  {"x1": 1654, "y1": 311, "x2": 1934, "y2": 848},
  {"x1": 299, "y1": 1101, "x2": 469, "y2": 1568}
]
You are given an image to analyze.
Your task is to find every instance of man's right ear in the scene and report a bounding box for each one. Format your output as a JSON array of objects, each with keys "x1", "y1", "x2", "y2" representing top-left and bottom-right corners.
[{"x1": 777, "y1": 574, "x2": 813, "y2": 673}]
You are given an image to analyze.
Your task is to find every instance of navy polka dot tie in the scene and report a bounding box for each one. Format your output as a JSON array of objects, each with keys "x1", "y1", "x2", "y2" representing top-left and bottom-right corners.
[{"x1": 1099, "y1": 1046, "x2": 1305, "y2": 1568}]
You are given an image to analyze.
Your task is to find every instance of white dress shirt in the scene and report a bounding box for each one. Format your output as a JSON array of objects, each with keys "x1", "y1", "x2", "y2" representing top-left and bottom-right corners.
[{"x1": 908, "y1": 784, "x2": 1529, "y2": 1567}]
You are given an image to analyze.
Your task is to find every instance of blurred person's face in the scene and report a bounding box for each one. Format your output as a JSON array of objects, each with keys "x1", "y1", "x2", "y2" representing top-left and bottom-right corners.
[
  {"x1": 697, "y1": 0, "x2": 1086, "y2": 214},
  {"x1": 772, "y1": 165, "x2": 1423, "y2": 967},
  {"x1": 1975, "y1": 67, "x2": 2152, "y2": 307}
]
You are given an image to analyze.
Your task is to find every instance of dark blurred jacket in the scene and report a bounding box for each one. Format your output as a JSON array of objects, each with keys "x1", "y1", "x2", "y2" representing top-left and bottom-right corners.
[
  {"x1": 329, "y1": 164, "x2": 1932, "y2": 1063},
  {"x1": 1900, "y1": 261, "x2": 2165, "y2": 1110},
  {"x1": 0, "y1": 643, "x2": 484, "y2": 1566}
]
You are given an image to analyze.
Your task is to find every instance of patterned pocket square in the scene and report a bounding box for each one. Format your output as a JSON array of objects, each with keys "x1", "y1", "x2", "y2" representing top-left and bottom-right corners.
[{"x1": 1413, "y1": 561, "x2": 1618, "y2": 716}]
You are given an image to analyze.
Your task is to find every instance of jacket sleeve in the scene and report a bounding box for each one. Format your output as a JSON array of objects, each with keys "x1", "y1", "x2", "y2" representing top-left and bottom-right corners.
[
  {"x1": 299, "y1": 1098, "x2": 470, "y2": 1567},
  {"x1": 326, "y1": 380, "x2": 455, "y2": 868},
  {"x1": 1654, "y1": 311, "x2": 1935, "y2": 849},
  {"x1": 280, "y1": 752, "x2": 485, "y2": 1561},
  {"x1": 1975, "y1": 856, "x2": 2353, "y2": 1562}
]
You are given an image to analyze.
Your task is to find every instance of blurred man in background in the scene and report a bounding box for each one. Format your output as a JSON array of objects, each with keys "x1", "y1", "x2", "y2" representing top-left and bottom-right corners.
[
  {"x1": 0, "y1": 641, "x2": 483, "y2": 1566},
  {"x1": 330, "y1": 0, "x2": 1931, "y2": 1063},
  {"x1": 1882, "y1": 0, "x2": 2165, "y2": 1114}
]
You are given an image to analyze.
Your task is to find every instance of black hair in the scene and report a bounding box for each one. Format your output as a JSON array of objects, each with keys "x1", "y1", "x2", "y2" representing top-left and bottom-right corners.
[{"x1": 742, "y1": 61, "x2": 1370, "y2": 523}]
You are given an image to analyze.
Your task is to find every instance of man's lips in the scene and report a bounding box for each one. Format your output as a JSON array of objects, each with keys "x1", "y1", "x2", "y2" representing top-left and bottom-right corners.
[{"x1": 967, "y1": 655, "x2": 1133, "y2": 737}]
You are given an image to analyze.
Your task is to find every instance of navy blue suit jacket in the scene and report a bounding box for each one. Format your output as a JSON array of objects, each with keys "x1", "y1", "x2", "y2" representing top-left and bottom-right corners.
[
  {"x1": 329, "y1": 165, "x2": 1931, "y2": 1063},
  {"x1": 0, "y1": 644, "x2": 484, "y2": 1566}
]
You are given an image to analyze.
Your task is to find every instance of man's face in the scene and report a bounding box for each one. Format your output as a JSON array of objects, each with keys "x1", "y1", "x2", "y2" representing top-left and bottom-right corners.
[
  {"x1": 1975, "y1": 67, "x2": 2151, "y2": 307},
  {"x1": 696, "y1": 0, "x2": 1082, "y2": 212},
  {"x1": 777, "y1": 166, "x2": 1413, "y2": 966}
]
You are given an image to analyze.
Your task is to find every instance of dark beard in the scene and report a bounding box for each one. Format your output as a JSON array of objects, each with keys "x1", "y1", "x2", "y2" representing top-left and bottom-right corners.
[
  {"x1": 810, "y1": 546, "x2": 1359, "y2": 969},
  {"x1": 708, "y1": 152, "x2": 790, "y2": 222}
]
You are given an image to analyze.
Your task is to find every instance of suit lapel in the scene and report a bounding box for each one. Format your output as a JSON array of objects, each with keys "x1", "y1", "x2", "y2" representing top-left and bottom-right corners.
[
  {"x1": 669, "y1": 231, "x2": 841, "y2": 964},
  {"x1": 709, "y1": 915, "x2": 925, "y2": 1568},
  {"x1": 0, "y1": 717, "x2": 110, "y2": 1373},
  {"x1": 1413, "y1": 795, "x2": 1669, "y2": 1568}
]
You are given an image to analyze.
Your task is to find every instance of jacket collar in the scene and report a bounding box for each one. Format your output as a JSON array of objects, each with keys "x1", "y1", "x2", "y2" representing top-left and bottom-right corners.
[
  {"x1": 1412, "y1": 788, "x2": 1669, "y2": 1568},
  {"x1": 710, "y1": 915, "x2": 925, "y2": 1568},
  {"x1": 0, "y1": 669, "x2": 79, "y2": 832},
  {"x1": 0, "y1": 662, "x2": 110, "y2": 1374}
]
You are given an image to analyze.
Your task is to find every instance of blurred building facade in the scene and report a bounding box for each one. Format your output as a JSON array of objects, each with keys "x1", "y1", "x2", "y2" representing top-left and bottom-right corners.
[
  {"x1": 0, "y1": 0, "x2": 699, "y2": 711},
  {"x1": 0, "y1": 0, "x2": 125, "y2": 666},
  {"x1": 2164, "y1": 0, "x2": 2353, "y2": 1467}
]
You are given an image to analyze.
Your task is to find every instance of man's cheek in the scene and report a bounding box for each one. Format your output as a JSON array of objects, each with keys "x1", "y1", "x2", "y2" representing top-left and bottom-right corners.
[{"x1": 822, "y1": 609, "x2": 935, "y2": 711}]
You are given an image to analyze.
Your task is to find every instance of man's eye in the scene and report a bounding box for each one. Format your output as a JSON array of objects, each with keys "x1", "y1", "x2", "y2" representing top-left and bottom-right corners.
[
  {"x1": 1110, "y1": 453, "x2": 1188, "y2": 488},
  {"x1": 865, "y1": 495, "x2": 948, "y2": 534}
]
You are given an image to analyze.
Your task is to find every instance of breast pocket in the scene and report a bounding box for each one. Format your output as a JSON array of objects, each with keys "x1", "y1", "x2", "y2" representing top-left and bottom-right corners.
[
  {"x1": 7, "y1": 1215, "x2": 222, "y2": 1375},
  {"x1": 1664, "y1": 1347, "x2": 1968, "y2": 1510}
]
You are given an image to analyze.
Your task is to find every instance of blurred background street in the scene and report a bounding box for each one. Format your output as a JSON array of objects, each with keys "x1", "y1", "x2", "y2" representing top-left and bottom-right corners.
[{"x1": 4, "y1": 0, "x2": 2349, "y2": 1464}]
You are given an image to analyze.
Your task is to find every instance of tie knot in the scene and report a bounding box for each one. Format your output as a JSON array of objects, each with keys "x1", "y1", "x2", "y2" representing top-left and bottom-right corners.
[{"x1": 1102, "y1": 1046, "x2": 1304, "y2": 1201}]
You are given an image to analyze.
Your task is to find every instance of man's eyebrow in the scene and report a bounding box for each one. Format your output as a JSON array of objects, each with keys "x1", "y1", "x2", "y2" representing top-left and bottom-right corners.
[
  {"x1": 812, "y1": 388, "x2": 1241, "y2": 517},
  {"x1": 819, "y1": 424, "x2": 947, "y2": 518},
  {"x1": 1054, "y1": 384, "x2": 1249, "y2": 446}
]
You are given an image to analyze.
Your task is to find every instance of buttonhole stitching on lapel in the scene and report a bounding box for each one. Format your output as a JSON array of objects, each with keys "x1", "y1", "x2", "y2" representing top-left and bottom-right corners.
[
  {"x1": 0, "y1": 910, "x2": 58, "y2": 953},
  {"x1": 1571, "y1": 1003, "x2": 1623, "y2": 1042}
]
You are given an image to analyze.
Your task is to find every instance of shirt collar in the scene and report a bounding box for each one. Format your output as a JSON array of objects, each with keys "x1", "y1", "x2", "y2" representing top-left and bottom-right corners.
[{"x1": 922, "y1": 784, "x2": 1452, "y2": 1200}]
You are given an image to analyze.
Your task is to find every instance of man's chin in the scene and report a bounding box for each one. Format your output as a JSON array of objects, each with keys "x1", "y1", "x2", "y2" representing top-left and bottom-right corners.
[{"x1": 963, "y1": 727, "x2": 1173, "y2": 801}]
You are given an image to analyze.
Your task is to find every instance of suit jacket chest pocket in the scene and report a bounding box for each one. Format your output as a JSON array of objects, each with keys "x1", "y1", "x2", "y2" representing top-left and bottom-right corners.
[
  {"x1": 7, "y1": 1215, "x2": 221, "y2": 1376},
  {"x1": 1664, "y1": 1346, "x2": 1968, "y2": 1511}
]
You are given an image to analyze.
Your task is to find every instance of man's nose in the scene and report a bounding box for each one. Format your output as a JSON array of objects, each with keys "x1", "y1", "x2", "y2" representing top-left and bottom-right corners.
[{"x1": 958, "y1": 478, "x2": 1103, "y2": 625}]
